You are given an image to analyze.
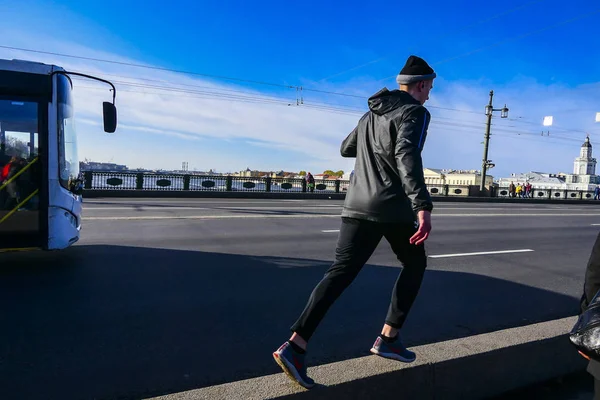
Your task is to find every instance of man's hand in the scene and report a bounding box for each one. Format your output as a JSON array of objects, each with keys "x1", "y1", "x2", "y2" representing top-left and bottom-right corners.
[{"x1": 409, "y1": 210, "x2": 432, "y2": 246}]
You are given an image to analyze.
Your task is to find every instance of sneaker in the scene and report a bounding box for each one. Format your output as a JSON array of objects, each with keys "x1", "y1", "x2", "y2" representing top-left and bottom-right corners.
[
  {"x1": 272, "y1": 341, "x2": 315, "y2": 389},
  {"x1": 370, "y1": 335, "x2": 416, "y2": 363}
]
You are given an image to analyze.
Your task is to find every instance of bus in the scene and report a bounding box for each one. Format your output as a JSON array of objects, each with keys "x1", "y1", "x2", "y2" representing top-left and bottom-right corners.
[{"x1": 0, "y1": 58, "x2": 117, "y2": 252}]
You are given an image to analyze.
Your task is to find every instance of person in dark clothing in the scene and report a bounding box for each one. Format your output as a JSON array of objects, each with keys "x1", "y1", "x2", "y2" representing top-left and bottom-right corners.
[
  {"x1": 273, "y1": 55, "x2": 436, "y2": 389},
  {"x1": 306, "y1": 172, "x2": 315, "y2": 193},
  {"x1": 579, "y1": 231, "x2": 600, "y2": 398},
  {"x1": 2, "y1": 156, "x2": 21, "y2": 210}
]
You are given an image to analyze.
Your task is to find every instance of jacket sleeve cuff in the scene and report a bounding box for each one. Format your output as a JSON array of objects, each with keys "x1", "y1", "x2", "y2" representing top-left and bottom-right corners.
[{"x1": 414, "y1": 202, "x2": 433, "y2": 213}]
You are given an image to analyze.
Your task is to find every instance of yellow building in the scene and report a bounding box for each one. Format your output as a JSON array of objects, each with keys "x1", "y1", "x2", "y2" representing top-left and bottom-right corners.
[
  {"x1": 423, "y1": 168, "x2": 494, "y2": 187},
  {"x1": 424, "y1": 168, "x2": 445, "y2": 186}
]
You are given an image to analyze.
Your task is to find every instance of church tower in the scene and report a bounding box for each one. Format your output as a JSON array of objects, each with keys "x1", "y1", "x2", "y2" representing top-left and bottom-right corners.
[{"x1": 573, "y1": 136, "x2": 596, "y2": 176}]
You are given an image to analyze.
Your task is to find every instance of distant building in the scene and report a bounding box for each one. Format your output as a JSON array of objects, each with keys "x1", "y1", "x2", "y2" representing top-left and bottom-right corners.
[
  {"x1": 424, "y1": 168, "x2": 444, "y2": 186},
  {"x1": 423, "y1": 168, "x2": 493, "y2": 187},
  {"x1": 497, "y1": 171, "x2": 565, "y2": 190},
  {"x1": 497, "y1": 136, "x2": 600, "y2": 190},
  {"x1": 80, "y1": 161, "x2": 128, "y2": 171}
]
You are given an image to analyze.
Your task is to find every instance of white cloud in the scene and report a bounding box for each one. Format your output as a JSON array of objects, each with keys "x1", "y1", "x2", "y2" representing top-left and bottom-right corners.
[{"x1": 0, "y1": 26, "x2": 598, "y2": 178}]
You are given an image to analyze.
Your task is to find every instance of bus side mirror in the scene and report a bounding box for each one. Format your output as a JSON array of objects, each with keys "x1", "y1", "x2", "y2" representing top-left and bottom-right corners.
[{"x1": 103, "y1": 102, "x2": 117, "y2": 133}]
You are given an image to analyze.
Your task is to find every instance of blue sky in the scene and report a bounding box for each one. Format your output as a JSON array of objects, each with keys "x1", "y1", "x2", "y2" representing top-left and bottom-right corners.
[{"x1": 0, "y1": 0, "x2": 599, "y2": 178}]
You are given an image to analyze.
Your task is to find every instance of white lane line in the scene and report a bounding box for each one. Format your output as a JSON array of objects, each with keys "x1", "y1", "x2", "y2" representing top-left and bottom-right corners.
[
  {"x1": 83, "y1": 200, "x2": 310, "y2": 204},
  {"x1": 84, "y1": 214, "x2": 342, "y2": 221},
  {"x1": 84, "y1": 212, "x2": 600, "y2": 221},
  {"x1": 432, "y1": 213, "x2": 600, "y2": 217},
  {"x1": 83, "y1": 207, "x2": 209, "y2": 210},
  {"x1": 591, "y1": 224, "x2": 600, "y2": 226},
  {"x1": 433, "y1": 207, "x2": 595, "y2": 211},
  {"x1": 428, "y1": 249, "x2": 534, "y2": 258},
  {"x1": 216, "y1": 205, "x2": 342, "y2": 209},
  {"x1": 83, "y1": 206, "x2": 340, "y2": 211},
  {"x1": 321, "y1": 229, "x2": 340, "y2": 233}
]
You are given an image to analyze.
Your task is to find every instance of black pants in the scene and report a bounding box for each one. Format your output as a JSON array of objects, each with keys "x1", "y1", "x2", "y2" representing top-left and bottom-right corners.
[{"x1": 290, "y1": 217, "x2": 427, "y2": 341}]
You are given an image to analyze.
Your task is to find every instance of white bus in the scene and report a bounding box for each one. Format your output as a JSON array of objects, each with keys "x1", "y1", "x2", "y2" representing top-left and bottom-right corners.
[{"x1": 0, "y1": 59, "x2": 117, "y2": 252}]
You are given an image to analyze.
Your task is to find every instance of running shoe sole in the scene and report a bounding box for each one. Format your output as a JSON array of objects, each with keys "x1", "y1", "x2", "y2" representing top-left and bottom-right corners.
[
  {"x1": 272, "y1": 351, "x2": 315, "y2": 389},
  {"x1": 370, "y1": 347, "x2": 416, "y2": 363}
]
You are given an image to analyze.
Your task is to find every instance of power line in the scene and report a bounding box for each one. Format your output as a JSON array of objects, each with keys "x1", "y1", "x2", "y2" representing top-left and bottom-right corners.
[
  {"x1": 75, "y1": 77, "x2": 592, "y2": 145},
  {"x1": 69, "y1": 69, "x2": 490, "y2": 115},
  {"x1": 2, "y1": 6, "x2": 598, "y2": 112},
  {"x1": 0, "y1": 44, "x2": 295, "y2": 89},
  {"x1": 77, "y1": 81, "x2": 587, "y2": 147},
  {"x1": 58, "y1": 57, "x2": 596, "y2": 140},
  {"x1": 72, "y1": 76, "x2": 297, "y2": 104},
  {"x1": 0, "y1": 43, "x2": 524, "y2": 117},
  {"x1": 10, "y1": 43, "x2": 586, "y2": 129}
]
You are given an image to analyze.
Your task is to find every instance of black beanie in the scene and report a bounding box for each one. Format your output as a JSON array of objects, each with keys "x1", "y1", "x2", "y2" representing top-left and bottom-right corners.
[{"x1": 396, "y1": 55, "x2": 436, "y2": 85}]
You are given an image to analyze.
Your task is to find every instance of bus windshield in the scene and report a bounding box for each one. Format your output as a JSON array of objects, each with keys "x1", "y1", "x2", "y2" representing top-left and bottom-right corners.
[{"x1": 57, "y1": 74, "x2": 79, "y2": 192}]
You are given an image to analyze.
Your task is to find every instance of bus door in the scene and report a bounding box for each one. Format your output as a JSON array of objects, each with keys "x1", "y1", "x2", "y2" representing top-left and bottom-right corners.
[{"x1": 0, "y1": 98, "x2": 46, "y2": 250}]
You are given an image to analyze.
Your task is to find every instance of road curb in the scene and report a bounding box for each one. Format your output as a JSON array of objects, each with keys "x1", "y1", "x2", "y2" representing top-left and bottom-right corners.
[{"x1": 146, "y1": 316, "x2": 587, "y2": 400}]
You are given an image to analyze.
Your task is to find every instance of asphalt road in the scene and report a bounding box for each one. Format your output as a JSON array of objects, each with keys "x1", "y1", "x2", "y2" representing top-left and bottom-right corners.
[{"x1": 2, "y1": 198, "x2": 600, "y2": 400}]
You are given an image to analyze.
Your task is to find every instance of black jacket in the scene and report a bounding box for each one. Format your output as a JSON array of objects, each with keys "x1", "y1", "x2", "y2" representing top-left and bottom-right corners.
[
  {"x1": 340, "y1": 88, "x2": 433, "y2": 223},
  {"x1": 581, "y1": 231, "x2": 600, "y2": 379}
]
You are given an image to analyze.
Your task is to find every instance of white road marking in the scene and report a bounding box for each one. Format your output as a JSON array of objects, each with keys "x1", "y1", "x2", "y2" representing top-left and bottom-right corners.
[
  {"x1": 84, "y1": 214, "x2": 342, "y2": 221},
  {"x1": 216, "y1": 205, "x2": 342, "y2": 209},
  {"x1": 433, "y1": 207, "x2": 597, "y2": 211},
  {"x1": 83, "y1": 206, "x2": 341, "y2": 211},
  {"x1": 84, "y1": 212, "x2": 600, "y2": 221},
  {"x1": 431, "y1": 213, "x2": 600, "y2": 217},
  {"x1": 83, "y1": 199, "x2": 310, "y2": 204},
  {"x1": 83, "y1": 207, "x2": 209, "y2": 210},
  {"x1": 591, "y1": 224, "x2": 600, "y2": 226},
  {"x1": 321, "y1": 229, "x2": 340, "y2": 233},
  {"x1": 428, "y1": 249, "x2": 534, "y2": 258}
]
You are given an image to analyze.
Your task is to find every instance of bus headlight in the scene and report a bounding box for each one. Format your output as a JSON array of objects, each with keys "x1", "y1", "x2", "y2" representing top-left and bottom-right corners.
[{"x1": 64, "y1": 210, "x2": 78, "y2": 229}]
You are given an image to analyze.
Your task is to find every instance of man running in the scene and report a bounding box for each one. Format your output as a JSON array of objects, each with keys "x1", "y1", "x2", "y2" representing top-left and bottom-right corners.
[{"x1": 273, "y1": 55, "x2": 436, "y2": 389}]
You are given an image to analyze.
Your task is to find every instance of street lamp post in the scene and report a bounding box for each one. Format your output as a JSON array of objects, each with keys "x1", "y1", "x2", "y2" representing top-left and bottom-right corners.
[{"x1": 480, "y1": 90, "x2": 509, "y2": 193}]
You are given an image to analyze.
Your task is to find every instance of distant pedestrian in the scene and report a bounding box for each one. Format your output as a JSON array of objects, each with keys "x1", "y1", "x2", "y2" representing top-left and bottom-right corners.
[
  {"x1": 306, "y1": 172, "x2": 315, "y2": 193},
  {"x1": 525, "y1": 182, "x2": 532, "y2": 198},
  {"x1": 594, "y1": 186, "x2": 600, "y2": 200},
  {"x1": 273, "y1": 55, "x2": 436, "y2": 389},
  {"x1": 516, "y1": 183, "x2": 523, "y2": 198}
]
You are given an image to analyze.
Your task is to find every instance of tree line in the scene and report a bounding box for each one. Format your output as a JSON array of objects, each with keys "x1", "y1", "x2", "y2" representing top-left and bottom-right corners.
[{"x1": 298, "y1": 170, "x2": 344, "y2": 177}]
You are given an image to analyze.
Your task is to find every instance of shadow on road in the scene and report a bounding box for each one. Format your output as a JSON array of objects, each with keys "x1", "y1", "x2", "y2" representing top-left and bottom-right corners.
[{"x1": 0, "y1": 245, "x2": 579, "y2": 400}]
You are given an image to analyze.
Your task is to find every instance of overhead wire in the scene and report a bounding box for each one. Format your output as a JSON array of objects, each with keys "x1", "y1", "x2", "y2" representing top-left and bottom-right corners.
[
  {"x1": 2, "y1": 6, "x2": 594, "y2": 147},
  {"x1": 5, "y1": 43, "x2": 591, "y2": 136},
  {"x1": 69, "y1": 64, "x2": 594, "y2": 137},
  {"x1": 0, "y1": 44, "x2": 555, "y2": 118},
  {"x1": 77, "y1": 92, "x2": 584, "y2": 148},
  {"x1": 74, "y1": 76, "x2": 589, "y2": 146}
]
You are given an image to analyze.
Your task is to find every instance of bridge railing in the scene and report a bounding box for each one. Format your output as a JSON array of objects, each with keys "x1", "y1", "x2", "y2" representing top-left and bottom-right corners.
[
  {"x1": 495, "y1": 186, "x2": 598, "y2": 200},
  {"x1": 84, "y1": 171, "x2": 345, "y2": 193},
  {"x1": 82, "y1": 171, "x2": 600, "y2": 199}
]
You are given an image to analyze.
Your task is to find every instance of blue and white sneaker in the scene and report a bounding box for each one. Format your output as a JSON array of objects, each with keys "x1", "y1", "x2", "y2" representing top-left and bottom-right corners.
[
  {"x1": 370, "y1": 335, "x2": 416, "y2": 363},
  {"x1": 273, "y1": 341, "x2": 315, "y2": 389}
]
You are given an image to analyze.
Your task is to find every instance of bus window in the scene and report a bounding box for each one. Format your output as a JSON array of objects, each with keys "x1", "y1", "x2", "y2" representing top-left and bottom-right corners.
[{"x1": 0, "y1": 99, "x2": 40, "y2": 219}]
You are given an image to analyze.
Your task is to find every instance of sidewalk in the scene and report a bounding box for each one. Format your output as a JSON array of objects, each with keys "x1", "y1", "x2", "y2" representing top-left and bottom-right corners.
[{"x1": 148, "y1": 316, "x2": 587, "y2": 400}]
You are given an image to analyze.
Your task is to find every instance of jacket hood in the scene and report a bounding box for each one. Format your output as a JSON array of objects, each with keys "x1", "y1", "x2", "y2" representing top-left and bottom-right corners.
[{"x1": 368, "y1": 88, "x2": 420, "y2": 116}]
